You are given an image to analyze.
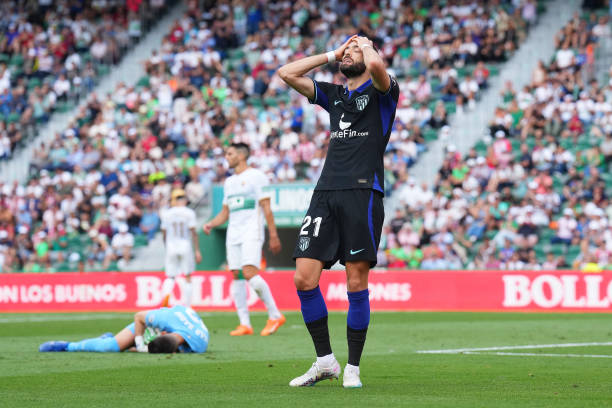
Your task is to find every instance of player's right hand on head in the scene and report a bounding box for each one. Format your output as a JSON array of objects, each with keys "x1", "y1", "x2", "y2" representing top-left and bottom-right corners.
[{"x1": 334, "y1": 34, "x2": 358, "y2": 61}]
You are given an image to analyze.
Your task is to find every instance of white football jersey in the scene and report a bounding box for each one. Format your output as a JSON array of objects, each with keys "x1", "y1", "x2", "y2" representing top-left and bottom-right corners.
[
  {"x1": 223, "y1": 167, "x2": 270, "y2": 244},
  {"x1": 160, "y1": 205, "x2": 197, "y2": 247}
]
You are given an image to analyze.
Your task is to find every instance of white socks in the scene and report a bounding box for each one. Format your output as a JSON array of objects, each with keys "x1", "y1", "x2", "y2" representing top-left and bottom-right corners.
[
  {"x1": 161, "y1": 278, "x2": 193, "y2": 306},
  {"x1": 317, "y1": 353, "x2": 337, "y2": 368},
  {"x1": 232, "y1": 279, "x2": 251, "y2": 327},
  {"x1": 161, "y1": 278, "x2": 175, "y2": 300},
  {"x1": 248, "y1": 274, "x2": 281, "y2": 319},
  {"x1": 183, "y1": 281, "x2": 193, "y2": 306}
]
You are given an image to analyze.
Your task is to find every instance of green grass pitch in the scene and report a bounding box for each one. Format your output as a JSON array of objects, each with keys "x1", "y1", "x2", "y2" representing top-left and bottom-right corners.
[{"x1": 1, "y1": 311, "x2": 611, "y2": 407}]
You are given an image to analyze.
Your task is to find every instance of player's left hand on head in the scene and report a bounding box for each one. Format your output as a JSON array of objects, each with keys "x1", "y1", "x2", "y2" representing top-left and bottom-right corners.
[
  {"x1": 355, "y1": 36, "x2": 374, "y2": 50},
  {"x1": 334, "y1": 34, "x2": 358, "y2": 61},
  {"x1": 269, "y1": 235, "x2": 282, "y2": 254}
]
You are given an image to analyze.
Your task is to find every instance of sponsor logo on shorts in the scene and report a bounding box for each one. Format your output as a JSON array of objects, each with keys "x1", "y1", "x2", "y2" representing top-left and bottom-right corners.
[
  {"x1": 298, "y1": 237, "x2": 310, "y2": 251},
  {"x1": 350, "y1": 248, "x2": 365, "y2": 255}
]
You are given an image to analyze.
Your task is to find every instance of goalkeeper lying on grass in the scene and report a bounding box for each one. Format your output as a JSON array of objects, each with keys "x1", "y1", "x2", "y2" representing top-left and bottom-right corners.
[{"x1": 39, "y1": 305, "x2": 209, "y2": 354}]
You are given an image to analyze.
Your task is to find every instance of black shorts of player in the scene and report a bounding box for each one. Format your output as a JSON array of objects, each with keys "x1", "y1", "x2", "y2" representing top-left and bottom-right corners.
[{"x1": 292, "y1": 189, "x2": 384, "y2": 268}]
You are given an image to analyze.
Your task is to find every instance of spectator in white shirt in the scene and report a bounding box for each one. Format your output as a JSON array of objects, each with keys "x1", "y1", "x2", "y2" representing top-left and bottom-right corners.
[
  {"x1": 592, "y1": 16, "x2": 611, "y2": 38},
  {"x1": 0, "y1": 132, "x2": 10, "y2": 159},
  {"x1": 111, "y1": 223, "x2": 134, "y2": 262},
  {"x1": 91, "y1": 37, "x2": 108, "y2": 64},
  {"x1": 555, "y1": 42, "x2": 575, "y2": 70},
  {"x1": 552, "y1": 208, "x2": 577, "y2": 245},
  {"x1": 459, "y1": 74, "x2": 479, "y2": 109},
  {"x1": 53, "y1": 74, "x2": 71, "y2": 101}
]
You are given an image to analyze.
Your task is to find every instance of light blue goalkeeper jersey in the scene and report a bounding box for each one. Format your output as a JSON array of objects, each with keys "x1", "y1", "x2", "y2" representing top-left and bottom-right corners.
[{"x1": 145, "y1": 305, "x2": 209, "y2": 353}]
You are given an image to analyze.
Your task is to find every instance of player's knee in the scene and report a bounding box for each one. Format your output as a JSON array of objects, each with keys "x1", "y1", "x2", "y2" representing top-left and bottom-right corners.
[
  {"x1": 346, "y1": 275, "x2": 365, "y2": 292},
  {"x1": 293, "y1": 272, "x2": 316, "y2": 291}
]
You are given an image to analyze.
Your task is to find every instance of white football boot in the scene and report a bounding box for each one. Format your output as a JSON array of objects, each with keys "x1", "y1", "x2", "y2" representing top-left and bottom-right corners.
[
  {"x1": 342, "y1": 364, "x2": 363, "y2": 388},
  {"x1": 289, "y1": 359, "x2": 341, "y2": 387}
]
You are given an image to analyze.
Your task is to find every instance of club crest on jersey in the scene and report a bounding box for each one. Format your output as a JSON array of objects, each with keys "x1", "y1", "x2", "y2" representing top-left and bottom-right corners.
[
  {"x1": 355, "y1": 95, "x2": 369, "y2": 111},
  {"x1": 298, "y1": 236, "x2": 310, "y2": 251}
]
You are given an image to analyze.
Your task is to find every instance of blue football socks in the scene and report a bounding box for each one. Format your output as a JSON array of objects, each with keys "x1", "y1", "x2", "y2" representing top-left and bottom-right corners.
[
  {"x1": 347, "y1": 289, "x2": 370, "y2": 366},
  {"x1": 67, "y1": 337, "x2": 120, "y2": 352},
  {"x1": 298, "y1": 286, "x2": 332, "y2": 357}
]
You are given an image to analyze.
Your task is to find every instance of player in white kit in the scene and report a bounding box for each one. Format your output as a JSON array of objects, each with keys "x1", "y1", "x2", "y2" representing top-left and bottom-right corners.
[
  {"x1": 160, "y1": 189, "x2": 201, "y2": 307},
  {"x1": 203, "y1": 143, "x2": 285, "y2": 336}
]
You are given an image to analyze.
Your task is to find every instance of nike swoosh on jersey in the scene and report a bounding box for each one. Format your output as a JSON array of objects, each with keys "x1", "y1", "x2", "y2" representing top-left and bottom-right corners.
[
  {"x1": 349, "y1": 248, "x2": 365, "y2": 255},
  {"x1": 334, "y1": 100, "x2": 342, "y2": 105},
  {"x1": 339, "y1": 113, "x2": 351, "y2": 130}
]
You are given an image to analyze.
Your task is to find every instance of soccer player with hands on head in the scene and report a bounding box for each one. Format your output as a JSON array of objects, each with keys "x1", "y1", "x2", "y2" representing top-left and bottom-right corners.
[{"x1": 278, "y1": 34, "x2": 399, "y2": 388}]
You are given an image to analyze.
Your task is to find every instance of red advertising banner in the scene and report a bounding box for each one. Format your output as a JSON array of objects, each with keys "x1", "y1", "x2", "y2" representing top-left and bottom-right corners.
[{"x1": 2, "y1": 270, "x2": 612, "y2": 313}]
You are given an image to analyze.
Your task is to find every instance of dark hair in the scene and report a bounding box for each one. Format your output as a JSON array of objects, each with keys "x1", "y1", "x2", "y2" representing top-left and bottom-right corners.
[
  {"x1": 147, "y1": 334, "x2": 180, "y2": 353},
  {"x1": 229, "y1": 142, "x2": 250, "y2": 158}
]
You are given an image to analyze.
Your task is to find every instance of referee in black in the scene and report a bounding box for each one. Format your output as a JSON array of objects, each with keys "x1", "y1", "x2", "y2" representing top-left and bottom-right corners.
[{"x1": 278, "y1": 34, "x2": 400, "y2": 388}]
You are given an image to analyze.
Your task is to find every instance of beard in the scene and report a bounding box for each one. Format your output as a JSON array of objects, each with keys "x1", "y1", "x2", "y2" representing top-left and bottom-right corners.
[{"x1": 340, "y1": 61, "x2": 366, "y2": 78}]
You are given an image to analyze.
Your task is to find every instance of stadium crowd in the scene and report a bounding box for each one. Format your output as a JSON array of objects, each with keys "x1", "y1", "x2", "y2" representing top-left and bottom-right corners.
[
  {"x1": 379, "y1": 10, "x2": 612, "y2": 271},
  {"x1": 0, "y1": 0, "x2": 169, "y2": 161},
  {"x1": 0, "y1": 0, "x2": 544, "y2": 272}
]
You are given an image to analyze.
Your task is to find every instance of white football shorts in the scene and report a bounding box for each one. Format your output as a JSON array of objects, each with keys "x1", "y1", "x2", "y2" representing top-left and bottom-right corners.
[
  {"x1": 226, "y1": 239, "x2": 263, "y2": 270},
  {"x1": 165, "y1": 240, "x2": 195, "y2": 278}
]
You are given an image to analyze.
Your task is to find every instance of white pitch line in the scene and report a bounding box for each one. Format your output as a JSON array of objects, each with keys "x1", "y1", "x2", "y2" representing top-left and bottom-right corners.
[
  {"x1": 0, "y1": 313, "x2": 129, "y2": 324},
  {"x1": 417, "y1": 342, "x2": 612, "y2": 354},
  {"x1": 462, "y1": 351, "x2": 612, "y2": 359}
]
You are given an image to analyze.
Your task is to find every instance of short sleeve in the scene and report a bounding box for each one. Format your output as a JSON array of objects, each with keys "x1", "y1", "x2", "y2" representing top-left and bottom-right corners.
[
  {"x1": 159, "y1": 210, "x2": 167, "y2": 231},
  {"x1": 222, "y1": 179, "x2": 229, "y2": 205},
  {"x1": 308, "y1": 80, "x2": 339, "y2": 112},
  {"x1": 378, "y1": 74, "x2": 400, "y2": 102},
  {"x1": 145, "y1": 309, "x2": 161, "y2": 329},
  {"x1": 255, "y1": 171, "x2": 271, "y2": 202},
  {"x1": 188, "y1": 209, "x2": 197, "y2": 229},
  {"x1": 378, "y1": 75, "x2": 400, "y2": 136}
]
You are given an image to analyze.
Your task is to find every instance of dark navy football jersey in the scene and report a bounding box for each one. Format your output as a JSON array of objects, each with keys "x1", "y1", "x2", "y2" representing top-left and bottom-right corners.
[{"x1": 309, "y1": 75, "x2": 399, "y2": 193}]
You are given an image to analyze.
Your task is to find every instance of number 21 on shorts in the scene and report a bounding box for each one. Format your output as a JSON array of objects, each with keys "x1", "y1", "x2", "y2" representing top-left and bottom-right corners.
[{"x1": 300, "y1": 216, "x2": 322, "y2": 237}]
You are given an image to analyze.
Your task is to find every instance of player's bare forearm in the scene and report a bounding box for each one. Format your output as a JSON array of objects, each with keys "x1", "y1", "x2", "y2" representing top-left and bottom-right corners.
[
  {"x1": 134, "y1": 311, "x2": 147, "y2": 336},
  {"x1": 260, "y1": 198, "x2": 281, "y2": 253},
  {"x1": 356, "y1": 36, "x2": 390, "y2": 92},
  {"x1": 191, "y1": 228, "x2": 202, "y2": 263},
  {"x1": 206, "y1": 206, "x2": 229, "y2": 229},
  {"x1": 278, "y1": 34, "x2": 357, "y2": 99},
  {"x1": 277, "y1": 54, "x2": 327, "y2": 99},
  {"x1": 191, "y1": 229, "x2": 200, "y2": 251},
  {"x1": 263, "y1": 207, "x2": 278, "y2": 240}
]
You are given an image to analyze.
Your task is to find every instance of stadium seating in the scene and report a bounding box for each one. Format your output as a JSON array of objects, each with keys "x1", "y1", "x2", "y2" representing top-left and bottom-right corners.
[
  {"x1": 0, "y1": 0, "x2": 170, "y2": 161},
  {"x1": 382, "y1": 9, "x2": 612, "y2": 271},
  {"x1": 0, "y1": 0, "x2": 591, "y2": 273}
]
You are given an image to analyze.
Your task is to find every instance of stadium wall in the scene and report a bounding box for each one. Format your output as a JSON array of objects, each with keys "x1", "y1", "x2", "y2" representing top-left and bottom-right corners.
[{"x1": 2, "y1": 271, "x2": 612, "y2": 313}]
